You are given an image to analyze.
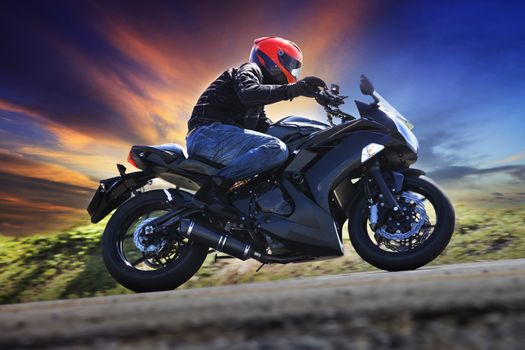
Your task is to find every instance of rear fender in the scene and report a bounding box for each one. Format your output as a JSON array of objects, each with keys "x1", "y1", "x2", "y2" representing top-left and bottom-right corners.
[{"x1": 87, "y1": 170, "x2": 155, "y2": 223}]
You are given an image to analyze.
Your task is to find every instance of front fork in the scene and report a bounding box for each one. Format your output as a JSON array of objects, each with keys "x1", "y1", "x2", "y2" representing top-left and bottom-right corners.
[{"x1": 365, "y1": 161, "x2": 405, "y2": 229}]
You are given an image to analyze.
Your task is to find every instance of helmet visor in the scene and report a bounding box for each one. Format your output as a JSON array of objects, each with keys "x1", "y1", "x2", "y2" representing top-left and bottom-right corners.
[
  {"x1": 291, "y1": 67, "x2": 302, "y2": 81},
  {"x1": 278, "y1": 51, "x2": 302, "y2": 82}
]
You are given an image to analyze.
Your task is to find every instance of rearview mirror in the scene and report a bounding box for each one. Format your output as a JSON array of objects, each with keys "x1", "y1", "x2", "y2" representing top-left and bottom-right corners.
[
  {"x1": 360, "y1": 75, "x2": 375, "y2": 96},
  {"x1": 330, "y1": 83, "x2": 340, "y2": 95}
]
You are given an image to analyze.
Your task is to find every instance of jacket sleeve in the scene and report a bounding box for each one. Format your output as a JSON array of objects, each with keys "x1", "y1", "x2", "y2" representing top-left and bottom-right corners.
[{"x1": 234, "y1": 63, "x2": 291, "y2": 107}]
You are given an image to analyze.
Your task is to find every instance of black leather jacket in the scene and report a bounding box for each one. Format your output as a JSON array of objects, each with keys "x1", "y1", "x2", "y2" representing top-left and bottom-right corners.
[{"x1": 188, "y1": 63, "x2": 292, "y2": 133}]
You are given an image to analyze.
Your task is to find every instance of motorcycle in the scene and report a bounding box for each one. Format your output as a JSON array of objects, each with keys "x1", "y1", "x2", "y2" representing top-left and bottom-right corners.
[{"x1": 87, "y1": 75, "x2": 455, "y2": 292}]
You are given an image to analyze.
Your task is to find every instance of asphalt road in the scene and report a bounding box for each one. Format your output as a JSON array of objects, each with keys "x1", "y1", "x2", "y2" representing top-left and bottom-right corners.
[{"x1": 1, "y1": 259, "x2": 524, "y2": 349}]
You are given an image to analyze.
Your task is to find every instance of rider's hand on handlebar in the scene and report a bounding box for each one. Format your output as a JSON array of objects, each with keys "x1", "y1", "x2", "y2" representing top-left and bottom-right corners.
[
  {"x1": 315, "y1": 91, "x2": 331, "y2": 107},
  {"x1": 315, "y1": 84, "x2": 347, "y2": 108},
  {"x1": 302, "y1": 76, "x2": 327, "y2": 92},
  {"x1": 288, "y1": 76, "x2": 327, "y2": 98}
]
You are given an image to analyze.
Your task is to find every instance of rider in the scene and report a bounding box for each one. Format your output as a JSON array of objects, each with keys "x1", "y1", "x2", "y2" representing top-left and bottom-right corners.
[{"x1": 186, "y1": 36, "x2": 326, "y2": 214}]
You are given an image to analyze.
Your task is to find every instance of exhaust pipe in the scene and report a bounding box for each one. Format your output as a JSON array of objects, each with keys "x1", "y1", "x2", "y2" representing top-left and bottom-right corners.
[{"x1": 179, "y1": 218, "x2": 255, "y2": 260}]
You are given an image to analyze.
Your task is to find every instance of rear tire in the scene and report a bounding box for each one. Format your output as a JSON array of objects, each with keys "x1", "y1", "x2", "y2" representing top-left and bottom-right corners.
[
  {"x1": 102, "y1": 190, "x2": 208, "y2": 292},
  {"x1": 348, "y1": 175, "x2": 455, "y2": 271}
]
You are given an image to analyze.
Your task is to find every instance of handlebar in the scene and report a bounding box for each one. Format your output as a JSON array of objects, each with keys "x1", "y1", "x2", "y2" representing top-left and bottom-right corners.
[
  {"x1": 315, "y1": 87, "x2": 347, "y2": 108},
  {"x1": 315, "y1": 86, "x2": 355, "y2": 125}
]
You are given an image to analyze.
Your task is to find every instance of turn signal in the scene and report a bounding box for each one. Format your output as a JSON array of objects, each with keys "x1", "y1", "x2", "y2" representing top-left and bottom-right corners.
[{"x1": 361, "y1": 143, "x2": 384, "y2": 163}]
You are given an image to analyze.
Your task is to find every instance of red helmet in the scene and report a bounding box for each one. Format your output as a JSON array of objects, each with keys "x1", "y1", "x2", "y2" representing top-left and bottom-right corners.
[{"x1": 249, "y1": 36, "x2": 303, "y2": 84}]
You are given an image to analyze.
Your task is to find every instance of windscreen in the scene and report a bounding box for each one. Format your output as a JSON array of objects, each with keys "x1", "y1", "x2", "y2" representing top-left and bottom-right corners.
[
  {"x1": 374, "y1": 91, "x2": 414, "y2": 130},
  {"x1": 373, "y1": 92, "x2": 419, "y2": 153}
]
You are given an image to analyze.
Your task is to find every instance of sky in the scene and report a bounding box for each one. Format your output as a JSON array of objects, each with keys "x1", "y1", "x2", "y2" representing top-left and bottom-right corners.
[{"x1": 1, "y1": 0, "x2": 524, "y2": 235}]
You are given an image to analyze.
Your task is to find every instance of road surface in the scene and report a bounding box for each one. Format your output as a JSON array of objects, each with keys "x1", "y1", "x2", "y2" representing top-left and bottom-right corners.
[{"x1": 1, "y1": 259, "x2": 524, "y2": 349}]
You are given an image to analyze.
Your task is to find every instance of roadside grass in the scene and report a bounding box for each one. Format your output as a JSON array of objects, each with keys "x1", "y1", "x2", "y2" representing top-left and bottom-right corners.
[{"x1": 1, "y1": 204, "x2": 524, "y2": 304}]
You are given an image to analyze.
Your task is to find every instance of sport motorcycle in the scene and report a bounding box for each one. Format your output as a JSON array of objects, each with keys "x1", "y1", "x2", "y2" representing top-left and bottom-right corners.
[{"x1": 87, "y1": 75, "x2": 455, "y2": 292}]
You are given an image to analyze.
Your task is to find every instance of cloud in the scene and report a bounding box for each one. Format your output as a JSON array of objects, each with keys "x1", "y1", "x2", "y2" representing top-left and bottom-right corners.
[
  {"x1": 17, "y1": 146, "x2": 123, "y2": 180},
  {"x1": 0, "y1": 152, "x2": 97, "y2": 188},
  {"x1": 492, "y1": 149, "x2": 525, "y2": 165},
  {"x1": 0, "y1": 100, "x2": 128, "y2": 150},
  {"x1": 0, "y1": 171, "x2": 93, "y2": 236},
  {"x1": 506, "y1": 166, "x2": 525, "y2": 181},
  {"x1": 428, "y1": 165, "x2": 525, "y2": 182},
  {"x1": 0, "y1": 151, "x2": 96, "y2": 234}
]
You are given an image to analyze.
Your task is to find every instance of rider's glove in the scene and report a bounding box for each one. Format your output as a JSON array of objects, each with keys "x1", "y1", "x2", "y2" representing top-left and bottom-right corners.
[{"x1": 288, "y1": 76, "x2": 327, "y2": 99}]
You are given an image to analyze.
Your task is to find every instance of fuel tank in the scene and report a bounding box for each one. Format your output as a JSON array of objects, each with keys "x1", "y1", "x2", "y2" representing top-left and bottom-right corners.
[{"x1": 267, "y1": 116, "x2": 329, "y2": 150}]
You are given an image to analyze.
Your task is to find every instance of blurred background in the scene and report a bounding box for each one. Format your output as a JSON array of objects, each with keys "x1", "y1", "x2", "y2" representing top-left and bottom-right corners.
[{"x1": 0, "y1": 0, "x2": 524, "y2": 303}]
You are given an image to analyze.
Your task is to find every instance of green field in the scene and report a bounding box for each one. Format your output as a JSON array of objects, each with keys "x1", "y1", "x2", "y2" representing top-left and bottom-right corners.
[{"x1": 1, "y1": 203, "x2": 524, "y2": 305}]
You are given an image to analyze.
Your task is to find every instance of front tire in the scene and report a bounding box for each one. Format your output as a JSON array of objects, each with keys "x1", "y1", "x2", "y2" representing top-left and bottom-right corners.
[
  {"x1": 102, "y1": 190, "x2": 208, "y2": 292},
  {"x1": 349, "y1": 175, "x2": 455, "y2": 271}
]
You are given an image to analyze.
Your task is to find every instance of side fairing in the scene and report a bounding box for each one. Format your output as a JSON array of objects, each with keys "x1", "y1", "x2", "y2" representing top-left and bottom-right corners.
[
  {"x1": 256, "y1": 178, "x2": 344, "y2": 256},
  {"x1": 304, "y1": 131, "x2": 399, "y2": 212},
  {"x1": 284, "y1": 119, "x2": 403, "y2": 212}
]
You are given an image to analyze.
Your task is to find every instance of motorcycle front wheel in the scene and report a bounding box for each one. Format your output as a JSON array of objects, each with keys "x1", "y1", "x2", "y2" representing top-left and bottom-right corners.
[{"x1": 348, "y1": 175, "x2": 455, "y2": 271}]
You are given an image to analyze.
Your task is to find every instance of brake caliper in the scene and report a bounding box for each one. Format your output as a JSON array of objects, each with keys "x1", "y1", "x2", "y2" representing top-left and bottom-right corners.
[
  {"x1": 133, "y1": 218, "x2": 169, "y2": 255},
  {"x1": 374, "y1": 192, "x2": 428, "y2": 241}
]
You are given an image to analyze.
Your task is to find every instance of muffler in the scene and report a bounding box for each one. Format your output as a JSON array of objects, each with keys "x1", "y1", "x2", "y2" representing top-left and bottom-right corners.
[{"x1": 179, "y1": 218, "x2": 255, "y2": 260}]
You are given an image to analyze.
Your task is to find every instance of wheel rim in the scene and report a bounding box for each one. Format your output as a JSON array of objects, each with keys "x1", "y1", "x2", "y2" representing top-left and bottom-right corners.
[
  {"x1": 364, "y1": 184, "x2": 439, "y2": 253},
  {"x1": 116, "y1": 207, "x2": 188, "y2": 271}
]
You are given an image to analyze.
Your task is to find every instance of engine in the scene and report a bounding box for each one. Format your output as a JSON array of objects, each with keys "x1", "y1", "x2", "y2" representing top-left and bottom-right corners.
[{"x1": 252, "y1": 181, "x2": 293, "y2": 216}]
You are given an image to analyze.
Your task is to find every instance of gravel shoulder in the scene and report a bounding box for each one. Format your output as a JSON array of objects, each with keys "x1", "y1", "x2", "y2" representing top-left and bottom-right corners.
[{"x1": 1, "y1": 259, "x2": 524, "y2": 349}]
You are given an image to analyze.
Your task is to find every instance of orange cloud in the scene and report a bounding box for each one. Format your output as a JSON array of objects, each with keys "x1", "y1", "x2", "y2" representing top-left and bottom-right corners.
[
  {"x1": 286, "y1": 1, "x2": 365, "y2": 79},
  {"x1": 0, "y1": 150, "x2": 96, "y2": 189},
  {"x1": 0, "y1": 192, "x2": 79, "y2": 214},
  {"x1": 0, "y1": 99, "x2": 48, "y2": 124},
  {"x1": 17, "y1": 146, "x2": 123, "y2": 179},
  {"x1": 54, "y1": 36, "x2": 196, "y2": 147},
  {"x1": 0, "y1": 204, "x2": 85, "y2": 236},
  {"x1": 0, "y1": 99, "x2": 127, "y2": 150},
  {"x1": 0, "y1": 99, "x2": 132, "y2": 180},
  {"x1": 0, "y1": 153, "x2": 94, "y2": 236},
  {"x1": 100, "y1": 2, "x2": 364, "y2": 128}
]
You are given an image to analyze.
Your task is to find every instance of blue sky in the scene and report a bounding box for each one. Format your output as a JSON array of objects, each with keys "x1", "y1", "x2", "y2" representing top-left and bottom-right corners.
[{"x1": 335, "y1": 1, "x2": 525, "y2": 200}]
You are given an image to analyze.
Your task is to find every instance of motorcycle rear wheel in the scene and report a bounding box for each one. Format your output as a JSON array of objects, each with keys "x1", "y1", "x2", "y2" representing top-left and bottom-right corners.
[
  {"x1": 101, "y1": 190, "x2": 208, "y2": 292},
  {"x1": 348, "y1": 175, "x2": 455, "y2": 271}
]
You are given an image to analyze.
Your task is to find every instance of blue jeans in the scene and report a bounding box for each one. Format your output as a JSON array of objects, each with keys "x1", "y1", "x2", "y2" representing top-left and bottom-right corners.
[{"x1": 186, "y1": 123, "x2": 288, "y2": 181}]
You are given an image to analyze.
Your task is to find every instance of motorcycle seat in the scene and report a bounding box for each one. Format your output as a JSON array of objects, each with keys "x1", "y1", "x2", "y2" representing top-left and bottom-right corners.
[
  {"x1": 177, "y1": 155, "x2": 224, "y2": 176},
  {"x1": 153, "y1": 143, "x2": 187, "y2": 155},
  {"x1": 131, "y1": 144, "x2": 186, "y2": 164}
]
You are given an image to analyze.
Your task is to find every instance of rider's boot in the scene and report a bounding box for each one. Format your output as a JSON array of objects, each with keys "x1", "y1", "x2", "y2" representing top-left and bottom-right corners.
[{"x1": 193, "y1": 176, "x2": 237, "y2": 218}]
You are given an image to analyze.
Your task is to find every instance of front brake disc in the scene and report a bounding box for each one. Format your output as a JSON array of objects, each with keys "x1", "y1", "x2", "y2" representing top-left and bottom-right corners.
[{"x1": 375, "y1": 192, "x2": 427, "y2": 241}]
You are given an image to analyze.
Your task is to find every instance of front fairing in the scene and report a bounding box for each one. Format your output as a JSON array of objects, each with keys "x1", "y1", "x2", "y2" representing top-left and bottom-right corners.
[{"x1": 355, "y1": 96, "x2": 419, "y2": 153}]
